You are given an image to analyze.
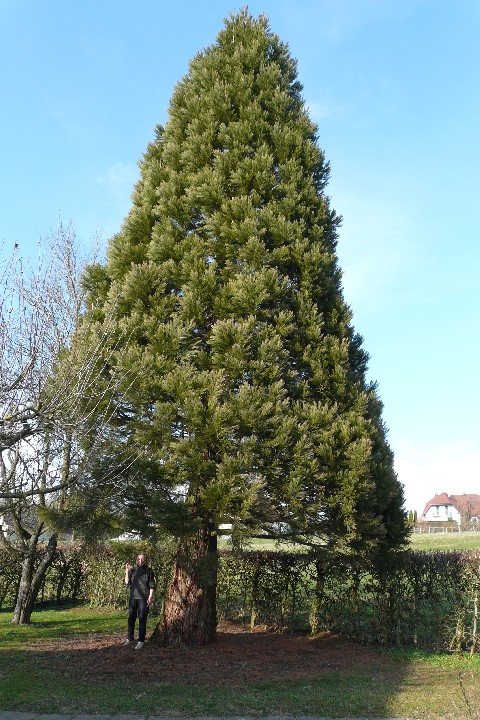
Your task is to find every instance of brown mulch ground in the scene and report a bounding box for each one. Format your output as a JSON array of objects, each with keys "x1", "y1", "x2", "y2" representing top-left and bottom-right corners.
[{"x1": 29, "y1": 621, "x2": 393, "y2": 686}]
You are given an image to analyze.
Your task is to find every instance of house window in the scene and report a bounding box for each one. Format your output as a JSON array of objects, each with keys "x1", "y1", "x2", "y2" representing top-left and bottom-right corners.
[{"x1": 434, "y1": 506, "x2": 440, "y2": 516}]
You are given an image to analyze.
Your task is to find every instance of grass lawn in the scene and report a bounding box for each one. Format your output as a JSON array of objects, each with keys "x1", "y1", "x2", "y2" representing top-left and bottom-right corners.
[
  {"x1": 221, "y1": 531, "x2": 480, "y2": 553},
  {"x1": 409, "y1": 530, "x2": 480, "y2": 552},
  {"x1": 1, "y1": 604, "x2": 480, "y2": 718}
]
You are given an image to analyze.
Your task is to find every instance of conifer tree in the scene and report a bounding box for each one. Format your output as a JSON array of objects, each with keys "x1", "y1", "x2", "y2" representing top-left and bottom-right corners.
[{"x1": 82, "y1": 10, "x2": 408, "y2": 645}]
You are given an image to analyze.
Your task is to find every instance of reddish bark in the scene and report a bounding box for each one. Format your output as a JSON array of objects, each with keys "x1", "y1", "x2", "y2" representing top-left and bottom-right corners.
[{"x1": 155, "y1": 524, "x2": 218, "y2": 646}]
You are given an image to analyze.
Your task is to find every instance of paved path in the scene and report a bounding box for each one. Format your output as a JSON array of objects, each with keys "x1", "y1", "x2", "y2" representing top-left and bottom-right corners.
[{"x1": 0, "y1": 714, "x2": 412, "y2": 720}]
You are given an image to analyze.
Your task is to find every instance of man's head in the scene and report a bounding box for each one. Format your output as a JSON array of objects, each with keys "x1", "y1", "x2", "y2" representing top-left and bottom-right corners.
[{"x1": 136, "y1": 553, "x2": 147, "y2": 566}]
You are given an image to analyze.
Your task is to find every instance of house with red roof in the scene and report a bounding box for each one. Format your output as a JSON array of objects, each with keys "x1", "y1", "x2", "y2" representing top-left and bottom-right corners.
[{"x1": 421, "y1": 492, "x2": 480, "y2": 525}]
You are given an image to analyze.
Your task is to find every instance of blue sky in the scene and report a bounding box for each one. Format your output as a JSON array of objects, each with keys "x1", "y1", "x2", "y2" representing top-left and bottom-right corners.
[{"x1": 1, "y1": 0, "x2": 479, "y2": 515}]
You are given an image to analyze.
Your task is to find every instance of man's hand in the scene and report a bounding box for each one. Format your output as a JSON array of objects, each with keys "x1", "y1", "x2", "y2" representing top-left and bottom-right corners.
[
  {"x1": 125, "y1": 562, "x2": 133, "y2": 572},
  {"x1": 147, "y1": 592, "x2": 154, "y2": 607}
]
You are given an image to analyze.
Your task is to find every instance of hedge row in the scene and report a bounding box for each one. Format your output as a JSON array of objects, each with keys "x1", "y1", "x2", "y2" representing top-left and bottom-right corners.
[
  {"x1": 1, "y1": 544, "x2": 479, "y2": 652},
  {"x1": 0, "y1": 541, "x2": 174, "y2": 612},
  {"x1": 219, "y1": 550, "x2": 480, "y2": 652}
]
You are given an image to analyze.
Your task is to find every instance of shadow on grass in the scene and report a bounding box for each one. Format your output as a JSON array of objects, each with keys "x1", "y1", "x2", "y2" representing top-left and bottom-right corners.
[
  {"x1": 3, "y1": 607, "x2": 479, "y2": 718},
  {"x1": 0, "y1": 622, "x2": 418, "y2": 718}
]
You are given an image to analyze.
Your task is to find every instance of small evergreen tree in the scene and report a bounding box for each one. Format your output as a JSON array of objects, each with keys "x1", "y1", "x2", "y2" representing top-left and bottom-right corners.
[{"x1": 82, "y1": 10, "x2": 408, "y2": 645}]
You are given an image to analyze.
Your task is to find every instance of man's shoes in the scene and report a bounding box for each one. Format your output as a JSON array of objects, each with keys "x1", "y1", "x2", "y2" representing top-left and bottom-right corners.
[
  {"x1": 123, "y1": 639, "x2": 134, "y2": 646},
  {"x1": 135, "y1": 641, "x2": 145, "y2": 650}
]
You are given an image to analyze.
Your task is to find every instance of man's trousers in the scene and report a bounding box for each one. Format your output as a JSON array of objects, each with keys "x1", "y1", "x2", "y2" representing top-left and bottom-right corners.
[{"x1": 128, "y1": 598, "x2": 148, "y2": 642}]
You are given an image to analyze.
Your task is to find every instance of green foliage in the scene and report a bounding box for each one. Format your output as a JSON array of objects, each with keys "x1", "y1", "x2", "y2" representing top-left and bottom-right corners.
[
  {"x1": 0, "y1": 552, "x2": 19, "y2": 608},
  {"x1": 218, "y1": 549, "x2": 315, "y2": 630},
  {"x1": 78, "y1": 9, "x2": 407, "y2": 563},
  {"x1": 0, "y1": 544, "x2": 84, "y2": 609}
]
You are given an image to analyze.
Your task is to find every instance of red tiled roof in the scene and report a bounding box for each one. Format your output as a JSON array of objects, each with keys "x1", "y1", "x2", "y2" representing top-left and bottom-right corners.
[
  {"x1": 450, "y1": 494, "x2": 480, "y2": 517},
  {"x1": 422, "y1": 493, "x2": 480, "y2": 518},
  {"x1": 421, "y1": 493, "x2": 450, "y2": 516}
]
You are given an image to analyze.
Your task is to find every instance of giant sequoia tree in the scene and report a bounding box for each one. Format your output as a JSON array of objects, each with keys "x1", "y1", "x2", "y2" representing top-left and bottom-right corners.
[{"x1": 82, "y1": 11, "x2": 408, "y2": 645}]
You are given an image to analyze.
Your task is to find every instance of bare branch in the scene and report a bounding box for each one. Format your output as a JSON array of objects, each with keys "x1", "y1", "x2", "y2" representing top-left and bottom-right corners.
[{"x1": 1, "y1": 225, "x2": 133, "y2": 506}]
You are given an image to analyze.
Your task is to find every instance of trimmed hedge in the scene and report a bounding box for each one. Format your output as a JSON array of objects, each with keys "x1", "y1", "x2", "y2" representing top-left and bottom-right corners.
[{"x1": 1, "y1": 544, "x2": 479, "y2": 652}]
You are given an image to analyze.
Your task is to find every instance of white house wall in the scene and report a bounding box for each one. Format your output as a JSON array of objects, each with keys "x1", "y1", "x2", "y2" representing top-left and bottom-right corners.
[{"x1": 424, "y1": 505, "x2": 461, "y2": 523}]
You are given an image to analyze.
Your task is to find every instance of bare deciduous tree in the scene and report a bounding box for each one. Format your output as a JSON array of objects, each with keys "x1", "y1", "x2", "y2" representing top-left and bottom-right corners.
[{"x1": 0, "y1": 224, "x2": 133, "y2": 624}]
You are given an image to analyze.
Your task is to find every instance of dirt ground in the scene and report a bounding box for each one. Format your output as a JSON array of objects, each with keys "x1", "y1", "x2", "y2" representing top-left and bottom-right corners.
[{"x1": 31, "y1": 621, "x2": 392, "y2": 686}]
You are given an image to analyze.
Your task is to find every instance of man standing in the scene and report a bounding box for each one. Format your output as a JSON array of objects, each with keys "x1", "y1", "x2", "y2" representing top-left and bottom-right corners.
[{"x1": 124, "y1": 552, "x2": 156, "y2": 650}]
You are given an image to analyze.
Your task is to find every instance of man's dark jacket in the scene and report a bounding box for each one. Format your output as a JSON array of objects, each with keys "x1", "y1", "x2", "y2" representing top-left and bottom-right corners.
[{"x1": 128, "y1": 565, "x2": 156, "y2": 601}]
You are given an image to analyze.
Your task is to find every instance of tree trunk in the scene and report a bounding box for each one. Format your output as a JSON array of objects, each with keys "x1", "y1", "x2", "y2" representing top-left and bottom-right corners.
[
  {"x1": 155, "y1": 523, "x2": 217, "y2": 646},
  {"x1": 12, "y1": 532, "x2": 58, "y2": 625}
]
